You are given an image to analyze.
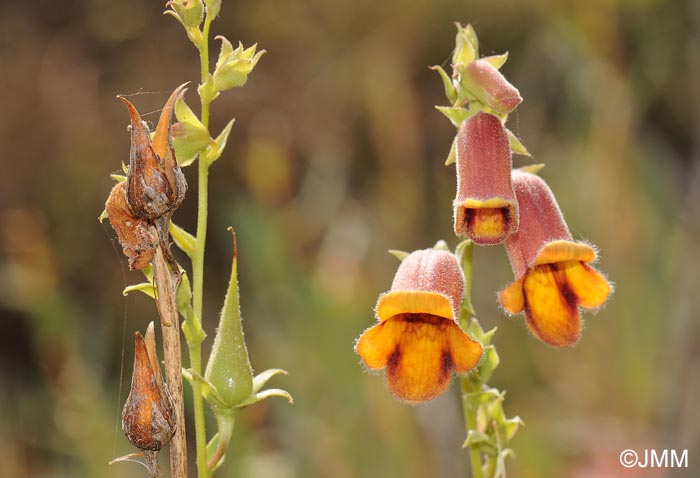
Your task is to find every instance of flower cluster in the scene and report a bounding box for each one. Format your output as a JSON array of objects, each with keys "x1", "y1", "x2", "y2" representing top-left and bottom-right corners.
[{"x1": 356, "y1": 23, "x2": 612, "y2": 407}]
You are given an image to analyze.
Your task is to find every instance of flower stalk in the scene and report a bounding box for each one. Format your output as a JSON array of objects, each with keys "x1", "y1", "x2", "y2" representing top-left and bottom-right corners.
[{"x1": 105, "y1": 1, "x2": 288, "y2": 478}]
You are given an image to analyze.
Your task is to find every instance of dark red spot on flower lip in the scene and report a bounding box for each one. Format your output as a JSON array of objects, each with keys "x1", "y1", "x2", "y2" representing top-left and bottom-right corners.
[
  {"x1": 440, "y1": 350, "x2": 453, "y2": 382},
  {"x1": 522, "y1": 264, "x2": 580, "y2": 347},
  {"x1": 387, "y1": 346, "x2": 402, "y2": 373}
]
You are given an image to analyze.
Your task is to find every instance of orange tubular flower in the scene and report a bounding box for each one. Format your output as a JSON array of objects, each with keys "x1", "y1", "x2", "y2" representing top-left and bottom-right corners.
[
  {"x1": 356, "y1": 249, "x2": 483, "y2": 404},
  {"x1": 499, "y1": 171, "x2": 612, "y2": 347},
  {"x1": 454, "y1": 112, "x2": 518, "y2": 245}
]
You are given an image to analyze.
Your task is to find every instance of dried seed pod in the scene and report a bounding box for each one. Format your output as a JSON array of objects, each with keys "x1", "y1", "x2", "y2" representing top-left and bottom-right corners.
[
  {"x1": 122, "y1": 323, "x2": 176, "y2": 452},
  {"x1": 105, "y1": 181, "x2": 156, "y2": 270},
  {"x1": 118, "y1": 84, "x2": 188, "y2": 220}
]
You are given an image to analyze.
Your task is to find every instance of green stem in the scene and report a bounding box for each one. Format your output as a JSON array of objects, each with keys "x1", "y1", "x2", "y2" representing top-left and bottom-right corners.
[
  {"x1": 190, "y1": 11, "x2": 215, "y2": 478},
  {"x1": 189, "y1": 342, "x2": 208, "y2": 478},
  {"x1": 458, "y1": 240, "x2": 484, "y2": 478},
  {"x1": 461, "y1": 378, "x2": 484, "y2": 478}
]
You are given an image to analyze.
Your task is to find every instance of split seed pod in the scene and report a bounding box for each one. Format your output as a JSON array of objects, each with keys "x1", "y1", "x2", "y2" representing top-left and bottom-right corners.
[
  {"x1": 104, "y1": 181, "x2": 156, "y2": 270},
  {"x1": 118, "y1": 84, "x2": 188, "y2": 220}
]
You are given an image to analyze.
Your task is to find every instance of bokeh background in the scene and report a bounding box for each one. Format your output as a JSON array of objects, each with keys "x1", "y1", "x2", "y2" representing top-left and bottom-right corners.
[{"x1": 1, "y1": 0, "x2": 699, "y2": 477}]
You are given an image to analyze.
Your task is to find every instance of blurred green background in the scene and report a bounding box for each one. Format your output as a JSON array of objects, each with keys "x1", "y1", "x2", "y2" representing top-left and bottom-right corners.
[{"x1": 1, "y1": 0, "x2": 699, "y2": 477}]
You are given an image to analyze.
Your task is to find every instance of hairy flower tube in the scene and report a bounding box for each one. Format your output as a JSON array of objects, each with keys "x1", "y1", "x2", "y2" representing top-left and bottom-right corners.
[
  {"x1": 356, "y1": 249, "x2": 483, "y2": 403},
  {"x1": 499, "y1": 171, "x2": 612, "y2": 347},
  {"x1": 454, "y1": 112, "x2": 518, "y2": 245}
]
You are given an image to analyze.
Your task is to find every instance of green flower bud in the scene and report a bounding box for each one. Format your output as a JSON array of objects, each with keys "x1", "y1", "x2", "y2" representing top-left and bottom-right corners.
[
  {"x1": 212, "y1": 36, "x2": 265, "y2": 91},
  {"x1": 452, "y1": 23, "x2": 479, "y2": 68},
  {"x1": 167, "y1": 0, "x2": 204, "y2": 29},
  {"x1": 204, "y1": 230, "x2": 253, "y2": 410}
]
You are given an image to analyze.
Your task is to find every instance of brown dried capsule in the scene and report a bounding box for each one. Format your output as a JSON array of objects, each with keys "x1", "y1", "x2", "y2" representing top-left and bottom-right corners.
[
  {"x1": 105, "y1": 181, "x2": 156, "y2": 270},
  {"x1": 122, "y1": 322, "x2": 176, "y2": 452},
  {"x1": 118, "y1": 84, "x2": 188, "y2": 220}
]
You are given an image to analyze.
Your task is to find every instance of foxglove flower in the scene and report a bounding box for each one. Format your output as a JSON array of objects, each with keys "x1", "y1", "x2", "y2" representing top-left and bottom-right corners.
[
  {"x1": 499, "y1": 171, "x2": 612, "y2": 347},
  {"x1": 356, "y1": 249, "x2": 482, "y2": 403},
  {"x1": 454, "y1": 112, "x2": 518, "y2": 245}
]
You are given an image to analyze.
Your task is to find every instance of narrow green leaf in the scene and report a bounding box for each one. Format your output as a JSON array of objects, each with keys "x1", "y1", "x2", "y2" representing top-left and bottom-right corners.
[
  {"x1": 214, "y1": 36, "x2": 236, "y2": 72},
  {"x1": 462, "y1": 430, "x2": 492, "y2": 448},
  {"x1": 169, "y1": 222, "x2": 196, "y2": 259},
  {"x1": 453, "y1": 22, "x2": 477, "y2": 66},
  {"x1": 253, "y1": 368, "x2": 288, "y2": 393},
  {"x1": 503, "y1": 416, "x2": 525, "y2": 441},
  {"x1": 173, "y1": 96, "x2": 211, "y2": 166},
  {"x1": 387, "y1": 249, "x2": 410, "y2": 261},
  {"x1": 433, "y1": 240, "x2": 450, "y2": 251},
  {"x1": 507, "y1": 129, "x2": 531, "y2": 157},
  {"x1": 177, "y1": 271, "x2": 205, "y2": 346},
  {"x1": 464, "y1": 24, "x2": 479, "y2": 59},
  {"x1": 122, "y1": 282, "x2": 156, "y2": 299},
  {"x1": 183, "y1": 368, "x2": 229, "y2": 409},
  {"x1": 435, "y1": 105, "x2": 475, "y2": 127},
  {"x1": 430, "y1": 65, "x2": 457, "y2": 104},
  {"x1": 445, "y1": 138, "x2": 457, "y2": 166},
  {"x1": 198, "y1": 73, "x2": 220, "y2": 105},
  {"x1": 237, "y1": 388, "x2": 294, "y2": 407},
  {"x1": 482, "y1": 52, "x2": 509, "y2": 69},
  {"x1": 205, "y1": 118, "x2": 235, "y2": 166},
  {"x1": 517, "y1": 163, "x2": 545, "y2": 175}
]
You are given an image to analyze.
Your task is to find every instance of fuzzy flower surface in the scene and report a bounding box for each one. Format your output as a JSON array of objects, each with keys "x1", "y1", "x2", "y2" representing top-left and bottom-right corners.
[
  {"x1": 499, "y1": 171, "x2": 612, "y2": 347},
  {"x1": 454, "y1": 112, "x2": 518, "y2": 245},
  {"x1": 356, "y1": 249, "x2": 482, "y2": 403}
]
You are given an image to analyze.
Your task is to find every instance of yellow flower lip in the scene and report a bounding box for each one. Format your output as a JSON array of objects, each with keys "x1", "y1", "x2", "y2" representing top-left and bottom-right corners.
[
  {"x1": 531, "y1": 239, "x2": 596, "y2": 267},
  {"x1": 456, "y1": 198, "x2": 517, "y2": 244},
  {"x1": 499, "y1": 258, "x2": 611, "y2": 347},
  {"x1": 376, "y1": 290, "x2": 456, "y2": 323},
  {"x1": 356, "y1": 313, "x2": 482, "y2": 403}
]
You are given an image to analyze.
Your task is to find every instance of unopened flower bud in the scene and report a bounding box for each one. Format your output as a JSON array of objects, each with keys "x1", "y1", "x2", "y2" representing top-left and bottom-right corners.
[
  {"x1": 454, "y1": 112, "x2": 518, "y2": 245},
  {"x1": 167, "y1": 0, "x2": 204, "y2": 29},
  {"x1": 122, "y1": 323, "x2": 176, "y2": 451},
  {"x1": 212, "y1": 37, "x2": 265, "y2": 91},
  {"x1": 204, "y1": 230, "x2": 253, "y2": 410},
  {"x1": 461, "y1": 59, "x2": 522, "y2": 114},
  {"x1": 118, "y1": 84, "x2": 188, "y2": 220}
]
